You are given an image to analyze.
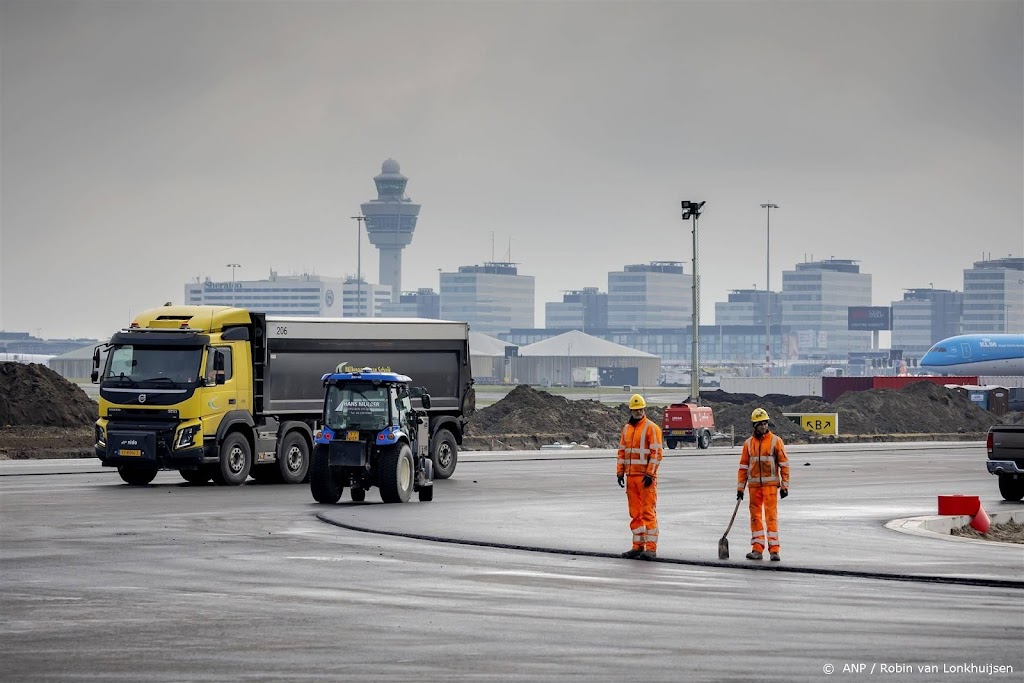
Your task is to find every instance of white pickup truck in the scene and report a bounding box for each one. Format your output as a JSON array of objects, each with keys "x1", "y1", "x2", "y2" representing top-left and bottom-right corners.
[{"x1": 986, "y1": 424, "x2": 1024, "y2": 501}]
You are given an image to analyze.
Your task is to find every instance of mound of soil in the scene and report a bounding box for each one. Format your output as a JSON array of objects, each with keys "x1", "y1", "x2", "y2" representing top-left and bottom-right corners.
[
  {"x1": 464, "y1": 380, "x2": 1007, "y2": 450},
  {"x1": 0, "y1": 363, "x2": 98, "y2": 428},
  {"x1": 465, "y1": 385, "x2": 664, "y2": 448}
]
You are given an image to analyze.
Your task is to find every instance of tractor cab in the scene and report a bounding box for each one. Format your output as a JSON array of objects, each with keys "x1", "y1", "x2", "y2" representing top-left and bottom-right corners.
[{"x1": 310, "y1": 368, "x2": 434, "y2": 504}]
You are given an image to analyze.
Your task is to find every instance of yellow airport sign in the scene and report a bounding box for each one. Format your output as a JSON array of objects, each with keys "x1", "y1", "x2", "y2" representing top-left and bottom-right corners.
[{"x1": 783, "y1": 412, "x2": 839, "y2": 436}]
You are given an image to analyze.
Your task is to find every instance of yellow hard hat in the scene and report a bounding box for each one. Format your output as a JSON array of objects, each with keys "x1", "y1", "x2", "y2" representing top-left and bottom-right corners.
[
  {"x1": 628, "y1": 394, "x2": 647, "y2": 410},
  {"x1": 751, "y1": 407, "x2": 769, "y2": 423}
]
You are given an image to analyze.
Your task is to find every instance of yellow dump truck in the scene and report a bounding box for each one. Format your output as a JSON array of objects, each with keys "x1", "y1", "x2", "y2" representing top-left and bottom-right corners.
[{"x1": 92, "y1": 305, "x2": 473, "y2": 486}]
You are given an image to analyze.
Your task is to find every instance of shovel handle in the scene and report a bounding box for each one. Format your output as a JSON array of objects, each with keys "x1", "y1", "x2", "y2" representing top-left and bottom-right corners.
[{"x1": 723, "y1": 497, "x2": 742, "y2": 537}]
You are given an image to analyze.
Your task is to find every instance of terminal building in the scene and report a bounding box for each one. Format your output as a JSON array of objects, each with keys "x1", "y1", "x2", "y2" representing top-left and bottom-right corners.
[{"x1": 184, "y1": 271, "x2": 346, "y2": 317}]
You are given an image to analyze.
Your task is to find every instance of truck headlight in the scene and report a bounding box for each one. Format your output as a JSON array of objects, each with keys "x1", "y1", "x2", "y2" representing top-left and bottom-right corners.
[
  {"x1": 95, "y1": 424, "x2": 106, "y2": 448},
  {"x1": 175, "y1": 425, "x2": 201, "y2": 450}
]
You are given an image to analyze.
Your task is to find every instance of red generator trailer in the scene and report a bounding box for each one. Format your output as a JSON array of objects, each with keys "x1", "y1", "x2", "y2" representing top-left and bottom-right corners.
[{"x1": 662, "y1": 403, "x2": 715, "y2": 449}]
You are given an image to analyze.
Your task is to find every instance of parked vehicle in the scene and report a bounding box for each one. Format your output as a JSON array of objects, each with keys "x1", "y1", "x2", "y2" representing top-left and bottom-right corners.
[
  {"x1": 662, "y1": 403, "x2": 715, "y2": 449},
  {"x1": 92, "y1": 305, "x2": 473, "y2": 486},
  {"x1": 310, "y1": 369, "x2": 434, "y2": 504},
  {"x1": 986, "y1": 424, "x2": 1024, "y2": 501}
]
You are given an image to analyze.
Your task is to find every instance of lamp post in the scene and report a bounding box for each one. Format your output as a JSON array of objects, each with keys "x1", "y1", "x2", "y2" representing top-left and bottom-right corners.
[
  {"x1": 226, "y1": 263, "x2": 241, "y2": 307},
  {"x1": 351, "y1": 216, "x2": 366, "y2": 316},
  {"x1": 760, "y1": 203, "x2": 779, "y2": 376},
  {"x1": 681, "y1": 200, "x2": 706, "y2": 405}
]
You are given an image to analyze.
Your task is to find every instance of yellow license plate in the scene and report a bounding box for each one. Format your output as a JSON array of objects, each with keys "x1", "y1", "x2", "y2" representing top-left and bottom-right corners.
[
  {"x1": 345, "y1": 431, "x2": 359, "y2": 442},
  {"x1": 120, "y1": 449, "x2": 142, "y2": 456}
]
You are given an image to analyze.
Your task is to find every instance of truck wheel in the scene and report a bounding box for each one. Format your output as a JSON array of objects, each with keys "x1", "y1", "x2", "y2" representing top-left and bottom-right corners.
[
  {"x1": 698, "y1": 430, "x2": 711, "y2": 449},
  {"x1": 998, "y1": 475, "x2": 1024, "y2": 501},
  {"x1": 431, "y1": 429, "x2": 458, "y2": 480},
  {"x1": 118, "y1": 464, "x2": 158, "y2": 486},
  {"x1": 665, "y1": 438, "x2": 678, "y2": 450},
  {"x1": 309, "y1": 444, "x2": 343, "y2": 504},
  {"x1": 179, "y1": 468, "x2": 210, "y2": 484},
  {"x1": 212, "y1": 433, "x2": 251, "y2": 486},
  {"x1": 418, "y1": 484, "x2": 434, "y2": 502},
  {"x1": 350, "y1": 487, "x2": 366, "y2": 502},
  {"x1": 278, "y1": 432, "x2": 310, "y2": 485},
  {"x1": 379, "y1": 444, "x2": 414, "y2": 503}
]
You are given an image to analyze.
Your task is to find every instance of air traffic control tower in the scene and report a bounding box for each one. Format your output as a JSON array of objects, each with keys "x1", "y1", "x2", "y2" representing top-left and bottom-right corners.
[{"x1": 361, "y1": 158, "x2": 421, "y2": 302}]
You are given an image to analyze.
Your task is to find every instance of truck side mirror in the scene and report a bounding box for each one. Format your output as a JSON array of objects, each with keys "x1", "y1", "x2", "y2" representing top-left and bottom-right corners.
[
  {"x1": 90, "y1": 346, "x2": 101, "y2": 383},
  {"x1": 421, "y1": 393, "x2": 431, "y2": 410}
]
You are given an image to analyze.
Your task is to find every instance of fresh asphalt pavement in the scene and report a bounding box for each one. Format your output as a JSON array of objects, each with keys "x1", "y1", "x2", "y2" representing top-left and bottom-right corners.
[{"x1": 1, "y1": 443, "x2": 1021, "y2": 682}]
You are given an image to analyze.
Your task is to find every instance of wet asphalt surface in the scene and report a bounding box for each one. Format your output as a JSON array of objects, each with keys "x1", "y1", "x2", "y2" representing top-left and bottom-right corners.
[{"x1": 1, "y1": 443, "x2": 1022, "y2": 682}]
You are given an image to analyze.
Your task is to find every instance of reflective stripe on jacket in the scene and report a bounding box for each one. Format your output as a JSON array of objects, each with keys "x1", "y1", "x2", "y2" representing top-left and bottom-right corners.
[
  {"x1": 617, "y1": 417, "x2": 664, "y2": 478},
  {"x1": 737, "y1": 431, "x2": 789, "y2": 489}
]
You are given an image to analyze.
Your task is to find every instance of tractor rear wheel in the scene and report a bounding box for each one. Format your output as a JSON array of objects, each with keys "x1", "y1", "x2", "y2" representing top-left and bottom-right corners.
[
  {"x1": 310, "y1": 444, "x2": 343, "y2": 504},
  {"x1": 379, "y1": 444, "x2": 414, "y2": 503}
]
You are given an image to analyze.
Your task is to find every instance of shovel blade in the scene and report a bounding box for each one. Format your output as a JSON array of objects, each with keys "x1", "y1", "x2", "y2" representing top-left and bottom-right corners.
[{"x1": 718, "y1": 536, "x2": 729, "y2": 560}]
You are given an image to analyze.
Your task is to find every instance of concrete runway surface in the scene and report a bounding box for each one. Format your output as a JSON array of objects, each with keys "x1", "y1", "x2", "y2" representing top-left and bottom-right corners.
[{"x1": 1, "y1": 442, "x2": 1021, "y2": 682}]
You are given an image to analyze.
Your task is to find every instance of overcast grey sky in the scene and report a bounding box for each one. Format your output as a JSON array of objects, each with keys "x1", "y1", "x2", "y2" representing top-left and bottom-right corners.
[{"x1": 1, "y1": 0, "x2": 1021, "y2": 340}]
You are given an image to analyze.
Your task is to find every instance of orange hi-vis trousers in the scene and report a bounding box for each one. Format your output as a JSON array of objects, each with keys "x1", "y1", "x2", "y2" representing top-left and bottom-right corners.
[
  {"x1": 626, "y1": 475, "x2": 658, "y2": 552},
  {"x1": 749, "y1": 485, "x2": 779, "y2": 553}
]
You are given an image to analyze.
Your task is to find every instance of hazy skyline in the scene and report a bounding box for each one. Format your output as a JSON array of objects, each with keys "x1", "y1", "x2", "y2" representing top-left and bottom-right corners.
[{"x1": 2, "y1": 0, "x2": 1022, "y2": 340}]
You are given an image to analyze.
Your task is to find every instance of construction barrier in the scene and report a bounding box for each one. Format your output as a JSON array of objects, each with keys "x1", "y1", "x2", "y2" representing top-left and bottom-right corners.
[{"x1": 936, "y1": 494, "x2": 990, "y2": 534}]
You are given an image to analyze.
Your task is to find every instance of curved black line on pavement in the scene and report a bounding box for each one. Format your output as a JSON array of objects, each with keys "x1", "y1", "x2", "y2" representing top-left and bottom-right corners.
[{"x1": 315, "y1": 513, "x2": 1024, "y2": 590}]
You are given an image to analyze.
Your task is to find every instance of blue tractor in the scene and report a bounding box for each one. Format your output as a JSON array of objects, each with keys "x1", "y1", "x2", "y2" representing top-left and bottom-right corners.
[{"x1": 309, "y1": 369, "x2": 434, "y2": 504}]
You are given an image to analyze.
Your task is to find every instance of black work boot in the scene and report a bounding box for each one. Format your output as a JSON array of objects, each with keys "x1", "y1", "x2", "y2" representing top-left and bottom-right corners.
[
  {"x1": 745, "y1": 550, "x2": 763, "y2": 560},
  {"x1": 639, "y1": 550, "x2": 657, "y2": 561},
  {"x1": 621, "y1": 548, "x2": 644, "y2": 559},
  {"x1": 770, "y1": 552, "x2": 781, "y2": 562}
]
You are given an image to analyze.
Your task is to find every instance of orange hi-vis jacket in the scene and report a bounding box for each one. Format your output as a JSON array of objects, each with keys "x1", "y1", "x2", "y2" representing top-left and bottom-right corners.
[
  {"x1": 617, "y1": 417, "x2": 664, "y2": 478},
  {"x1": 737, "y1": 431, "x2": 789, "y2": 490}
]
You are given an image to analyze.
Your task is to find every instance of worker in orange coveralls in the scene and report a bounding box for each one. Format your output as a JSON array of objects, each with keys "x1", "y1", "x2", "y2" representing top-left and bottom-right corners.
[
  {"x1": 617, "y1": 394, "x2": 664, "y2": 560},
  {"x1": 737, "y1": 407, "x2": 790, "y2": 561}
]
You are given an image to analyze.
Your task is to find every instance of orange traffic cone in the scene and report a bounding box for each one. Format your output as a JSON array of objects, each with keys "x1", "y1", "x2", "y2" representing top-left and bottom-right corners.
[{"x1": 970, "y1": 503, "x2": 991, "y2": 534}]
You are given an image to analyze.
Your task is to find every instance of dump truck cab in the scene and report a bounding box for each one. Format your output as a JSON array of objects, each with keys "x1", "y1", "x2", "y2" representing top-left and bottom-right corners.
[
  {"x1": 93, "y1": 306, "x2": 257, "y2": 485},
  {"x1": 309, "y1": 368, "x2": 434, "y2": 504}
]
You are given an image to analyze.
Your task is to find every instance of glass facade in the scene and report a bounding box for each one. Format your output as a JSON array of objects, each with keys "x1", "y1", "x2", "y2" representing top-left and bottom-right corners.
[
  {"x1": 891, "y1": 288, "x2": 962, "y2": 357},
  {"x1": 962, "y1": 257, "x2": 1024, "y2": 333},
  {"x1": 440, "y1": 263, "x2": 535, "y2": 335},
  {"x1": 781, "y1": 260, "x2": 872, "y2": 356},
  {"x1": 607, "y1": 262, "x2": 692, "y2": 328},
  {"x1": 545, "y1": 287, "x2": 608, "y2": 331}
]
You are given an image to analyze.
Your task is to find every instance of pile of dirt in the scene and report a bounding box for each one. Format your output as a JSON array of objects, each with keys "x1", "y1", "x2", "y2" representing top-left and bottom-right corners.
[
  {"x1": 0, "y1": 363, "x2": 98, "y2": 428},
  {"x1": 465, "y1": 385, "x2": 664, "y2": 448},
  {"x1": 464, "y1": 380, "x2": 1007, "y2": 450}
]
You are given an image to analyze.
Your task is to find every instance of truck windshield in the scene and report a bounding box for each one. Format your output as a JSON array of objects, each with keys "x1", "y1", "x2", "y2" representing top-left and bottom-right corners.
[
  {"x1": 104, "y1": 345, "x2": 204, "y2": 386},
  {"x1": 325, "y1": 385, "x2": 390, "y2": 432}
]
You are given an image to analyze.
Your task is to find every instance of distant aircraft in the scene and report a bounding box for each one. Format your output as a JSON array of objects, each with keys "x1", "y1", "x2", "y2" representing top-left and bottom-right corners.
[{"x1": 919, "y1": 334, "x2": 1024, "y2": 376}]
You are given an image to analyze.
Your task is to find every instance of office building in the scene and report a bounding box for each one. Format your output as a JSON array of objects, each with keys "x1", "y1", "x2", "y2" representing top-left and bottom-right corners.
[
  {"x1": 961, "y1": 256, "x2": 1024, "y2": 333},
  {"x1": 545, "y1": 287, "x2": 608, "y2": 332},
  {"x1": 891, "y1": 288, "x2": 963, "y2": 358},
  {"x1": 184, "y1": 271, "x2": 346, "y2": 316},
  {"x1": 781, "y1": 259, "x2": 872, "y2": 357},
  {"x1": 380, "y1": 288, "x2": 441, "y2": 319},
  {"x1": 714, "y1": 289, "x2": 782, "y2": 326},
  {"x1": 342, "y1": 278, "x2": 392, "y2": 318},
  {"x1": 607, "y1": 262, "x2": 692, "y2": 329},
  {"x1": 360, "y1": 158, "x2": 421, "y2": 303},
  {"x1": 440, "y1": 262, "x2": 535, "y2": 336}
]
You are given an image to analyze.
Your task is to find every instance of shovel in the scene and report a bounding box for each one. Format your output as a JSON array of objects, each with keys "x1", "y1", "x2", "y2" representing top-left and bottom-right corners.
[{"x1": 718, "y1": 497, "x2": 743, "y2": 560}]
